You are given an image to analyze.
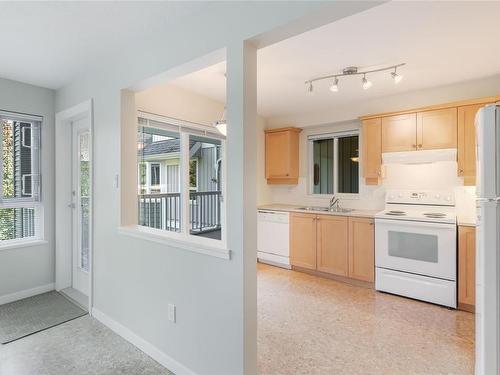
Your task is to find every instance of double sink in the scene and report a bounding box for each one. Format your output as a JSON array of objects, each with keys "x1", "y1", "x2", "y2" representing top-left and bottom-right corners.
[{"x1": 297, "y1": 206, "x2": 353, "y2": 213}]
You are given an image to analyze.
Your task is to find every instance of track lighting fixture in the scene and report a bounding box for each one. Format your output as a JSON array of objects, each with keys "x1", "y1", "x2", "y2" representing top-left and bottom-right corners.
[{"x1": 305, "y1": 63, "x2": 405, "y2": 94}]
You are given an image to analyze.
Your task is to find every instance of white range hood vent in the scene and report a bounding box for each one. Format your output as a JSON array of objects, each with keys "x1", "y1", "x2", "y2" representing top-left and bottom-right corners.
[{"x1": 382, "y1": 148, "x2": 457, "y2": 165}]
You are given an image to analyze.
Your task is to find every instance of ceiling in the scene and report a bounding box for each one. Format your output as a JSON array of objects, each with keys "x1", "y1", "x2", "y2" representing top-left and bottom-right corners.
[
  {"x1": 172, "y1": 1, "x2": 500, "y2": 119},
  {"x1": 0, "y1": 2, "x2": 208, "y2": 89}
]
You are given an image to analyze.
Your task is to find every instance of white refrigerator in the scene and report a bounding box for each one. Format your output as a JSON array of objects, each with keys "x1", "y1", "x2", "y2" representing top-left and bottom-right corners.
[{"x1": 475, "y1": 103, "x2": 500, "y2": 375}]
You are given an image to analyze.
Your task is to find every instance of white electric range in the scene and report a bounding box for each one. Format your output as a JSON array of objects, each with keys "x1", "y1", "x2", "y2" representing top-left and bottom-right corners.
[{"x1": 375, "y1": 190, "x2": 457, "y2": 308}]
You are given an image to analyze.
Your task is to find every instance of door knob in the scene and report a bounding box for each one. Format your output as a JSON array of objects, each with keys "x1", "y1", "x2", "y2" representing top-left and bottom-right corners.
[{"x1": 67, "y1": 203, "x2": 76, "y2": 209}]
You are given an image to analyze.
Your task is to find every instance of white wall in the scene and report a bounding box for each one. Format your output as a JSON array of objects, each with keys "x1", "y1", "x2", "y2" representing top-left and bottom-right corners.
[
  {"x1": 136, "y1": 84, "x2": 224, "y2": 127},
  {"x1": 0, "y1": 77, "x2": 55, "y2": 301},
  {"x1": 54, "y1": 2, "x2": 376, "y2": 374}
]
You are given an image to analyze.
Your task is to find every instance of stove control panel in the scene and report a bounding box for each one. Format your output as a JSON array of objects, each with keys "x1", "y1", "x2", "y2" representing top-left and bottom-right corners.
[{"x1": 386, "y1": 190, "x2": 455, "y2": 206}]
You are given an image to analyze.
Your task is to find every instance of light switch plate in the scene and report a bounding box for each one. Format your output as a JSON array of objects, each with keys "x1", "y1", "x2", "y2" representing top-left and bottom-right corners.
[{"x1": 168, "y1": 304, "x2": 176, "y2": 323}]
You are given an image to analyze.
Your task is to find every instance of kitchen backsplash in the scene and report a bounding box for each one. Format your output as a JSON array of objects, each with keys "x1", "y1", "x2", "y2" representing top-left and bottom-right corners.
[{"x1": 263, "y1": 159, "x2": 477, "y2": 222}]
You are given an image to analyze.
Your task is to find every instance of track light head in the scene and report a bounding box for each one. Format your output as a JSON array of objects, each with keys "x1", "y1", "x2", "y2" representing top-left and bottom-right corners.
[
  {"x1": 362, "y1": 74, "x2": 372, "y2": 90},
  {"x1": 391, "y1": 68, "x2": 403, "y2": 84},
  {"x1": 307, "y1": 82, "x2": 314, "y2": 95},
  {"x1": 329, "y1": 77, "x2": 339, "y2": 92}
]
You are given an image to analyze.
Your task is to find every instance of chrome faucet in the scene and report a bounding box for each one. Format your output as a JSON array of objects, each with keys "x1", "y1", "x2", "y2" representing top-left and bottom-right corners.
[{"x1": 329, "y1": 195, "x2": 340, "y2": 211}]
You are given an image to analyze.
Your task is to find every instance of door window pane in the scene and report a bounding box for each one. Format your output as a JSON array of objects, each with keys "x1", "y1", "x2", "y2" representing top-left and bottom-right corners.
[
  {"x1": 79, "y1": 132, "x2": 90, "y2": 272},
  {"x1": 188, "y1": 135, "x2": 222, "y2": 240},
  {"x1": 137, "y1": 126, "x2": 181, "y2": 232},
  {"x1": 337, "y1": 136, "x2": 359, "y2": 194},
  {"x1": 312, "y1": 138, "x2": 333, "y2": 194},
  {"x1": 388, "y1": 231, "x2": 438, "y2": 263}
]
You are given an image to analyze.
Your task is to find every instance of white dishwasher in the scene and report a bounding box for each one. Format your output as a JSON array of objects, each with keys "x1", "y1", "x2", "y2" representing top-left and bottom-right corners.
[{"x1": 257, "y1": 210, "x2": 290, "y2": 269}]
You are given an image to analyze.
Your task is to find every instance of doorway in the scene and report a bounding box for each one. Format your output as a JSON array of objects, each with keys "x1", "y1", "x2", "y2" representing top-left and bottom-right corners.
[{"x1": 55, "y1": 100, "x2": 93, "y2": 312}]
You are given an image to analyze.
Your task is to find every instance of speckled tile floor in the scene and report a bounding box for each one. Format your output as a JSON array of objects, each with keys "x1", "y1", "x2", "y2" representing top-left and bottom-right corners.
[
  {"x1": 0, "y1": 315, "x2": 172, "y2": 375},
  {"x1": 257, "y1": 263, "x2": 475, "y2": 375}
]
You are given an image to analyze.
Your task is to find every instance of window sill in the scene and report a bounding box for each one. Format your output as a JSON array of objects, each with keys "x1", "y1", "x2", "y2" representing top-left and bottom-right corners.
[
  {"x1": 117, "y1": 225, "x2": 231, "y2": 260},
  {"x1": 0, "y1": 239, "x2": 48, "y2": 252}
]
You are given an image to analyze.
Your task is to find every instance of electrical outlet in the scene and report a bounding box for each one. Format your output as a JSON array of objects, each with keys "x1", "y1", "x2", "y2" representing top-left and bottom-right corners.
[{"x1": 168, "y1": 304, "x2": 176, "y2": 323}]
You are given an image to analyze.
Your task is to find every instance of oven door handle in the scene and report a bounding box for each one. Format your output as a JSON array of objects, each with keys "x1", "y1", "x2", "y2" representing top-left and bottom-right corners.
[{"x1": 375, "y1": 218, "x2": 456, "y2": 230}]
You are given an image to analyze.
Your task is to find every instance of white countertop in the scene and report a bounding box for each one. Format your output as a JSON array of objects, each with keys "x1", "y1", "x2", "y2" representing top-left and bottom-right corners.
[
  {"x1": 457, "y1": 220, "x2": 477, "y2": 227},
  {"x1": 258, "y1": 204, "x2": 379, "y2": 219},
  {"x1": 259, "y1": 204, "x2": 478, "y2": 226}
]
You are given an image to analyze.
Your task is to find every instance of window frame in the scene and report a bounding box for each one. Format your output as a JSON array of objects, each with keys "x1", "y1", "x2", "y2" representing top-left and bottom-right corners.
[
  {"x1": 307, "y1": 130, "x2": 360, "y2": 199},
  {"x1": 136, "y1": 111, "x2": 227, "y2": 249},
  {"x1": 0, "y1": 110, "x2": 43, "y2": 246}
]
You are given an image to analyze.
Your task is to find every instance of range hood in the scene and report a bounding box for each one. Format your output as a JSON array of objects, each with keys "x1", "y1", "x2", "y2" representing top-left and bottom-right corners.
[{"x1": 382, "y1": 148, "x2": 457, "y2": 165}]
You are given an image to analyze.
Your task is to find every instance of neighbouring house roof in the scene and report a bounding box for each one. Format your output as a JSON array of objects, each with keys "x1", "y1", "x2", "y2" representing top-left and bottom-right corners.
[{"x1": 140, "y1": 139, "x2": 197, "y2": 157}]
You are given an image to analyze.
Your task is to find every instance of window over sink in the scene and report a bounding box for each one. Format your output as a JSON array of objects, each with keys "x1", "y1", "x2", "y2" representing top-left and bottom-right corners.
[{"x1": 308, "y1": 132, "x2": 359, "y2": 196}]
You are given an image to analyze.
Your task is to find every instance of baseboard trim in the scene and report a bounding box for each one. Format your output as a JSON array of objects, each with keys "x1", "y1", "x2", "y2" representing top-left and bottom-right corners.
[
  {"x1": 92, "y1": 308, "x2": 196, "y2": 375},
  {"x1": 0, "y1": 283, "x2": 55, "y2": 305}
]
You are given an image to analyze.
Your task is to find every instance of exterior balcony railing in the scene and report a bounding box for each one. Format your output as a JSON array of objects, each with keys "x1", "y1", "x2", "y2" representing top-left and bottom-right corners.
[{"x1": 138, "y1": 190, "x2": 222, "y2": 235}]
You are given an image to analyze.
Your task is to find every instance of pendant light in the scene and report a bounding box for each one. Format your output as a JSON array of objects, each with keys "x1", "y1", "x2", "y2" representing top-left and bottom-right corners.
[{"x1": 214, "y1": 107, "x2": 227, "y2": 136}]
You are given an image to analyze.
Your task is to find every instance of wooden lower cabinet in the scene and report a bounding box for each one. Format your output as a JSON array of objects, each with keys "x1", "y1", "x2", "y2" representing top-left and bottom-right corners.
[
  {"x1": 290, "y1": 213, "x2": 317, "y2": 270},
  {"x1": 458, "y1": 226, "x2": 476, "y2": 312},
  {"x1": 316, "y1": 216, "x2": 349, "y2": 276},
  {"x1": 290, "y1": 213, "x2": 374, "y2": 284},
  {"x1": 348, "y1": 217, "x2": 375, "y2": 282}
]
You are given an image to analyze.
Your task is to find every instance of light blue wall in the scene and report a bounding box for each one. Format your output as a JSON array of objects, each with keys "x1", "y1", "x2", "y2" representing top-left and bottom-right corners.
[{"x1": 0, "y1": 77, "x2": 55, "y2": 300}]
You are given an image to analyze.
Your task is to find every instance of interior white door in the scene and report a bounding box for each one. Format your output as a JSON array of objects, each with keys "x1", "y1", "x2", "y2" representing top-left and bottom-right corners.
[{"x1": 71, "y1": 118, "x2": 90, "y2": 296}]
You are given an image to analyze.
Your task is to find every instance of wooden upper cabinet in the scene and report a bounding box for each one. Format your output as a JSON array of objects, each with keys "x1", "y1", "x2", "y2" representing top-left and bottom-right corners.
[
  {"x1": 381, "y1": 113, "x2": 417, "y2": 152},
  {"x1": 348, "y1": 217, "x2": 375, "y2": 282},
  {"x1": 265, "y1": 127, "x2": 302, "y2": 184},
  {"x1": 290, "y1": 213, "x2": 317, "y2": 270},
  {"x1": 417, "y1": 108, "x2": 457, "y2": 150},
  {"x1": 362, "y1": 118, "x2": 382, "y2": 185},
  {"x1": 316, "y1": 215, "x2": 348, "y2": 277},
  {"x1": 458, "y1": 104, "x2": 486, "y2": 185},
  {"x1": 458, "y1": 226, "x2": 476, "y2": 311}
]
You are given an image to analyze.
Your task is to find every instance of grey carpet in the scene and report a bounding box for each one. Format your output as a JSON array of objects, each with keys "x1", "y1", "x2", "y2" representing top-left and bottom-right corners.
[{"x1": 0, "y1": 291, "x2": 87, "y2": 344}]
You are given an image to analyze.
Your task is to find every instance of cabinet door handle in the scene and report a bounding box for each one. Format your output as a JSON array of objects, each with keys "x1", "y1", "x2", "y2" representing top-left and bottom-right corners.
[
  {"x1": 418, "y1": 144, "x2": 423, "y2": 148},
  {"x1": 412, "y1": 144, "x2": 417, "y2": 148},
  {"x1": 459, "y1": 169, "x2": 464, "y2": 174}
]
